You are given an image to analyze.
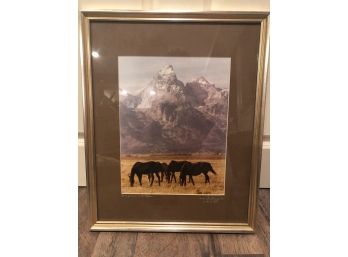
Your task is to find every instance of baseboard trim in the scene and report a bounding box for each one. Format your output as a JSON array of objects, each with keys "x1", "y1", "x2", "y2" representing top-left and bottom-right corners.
[{"x1": 78, "y1": 137, "x2": 86, "y2": 187}]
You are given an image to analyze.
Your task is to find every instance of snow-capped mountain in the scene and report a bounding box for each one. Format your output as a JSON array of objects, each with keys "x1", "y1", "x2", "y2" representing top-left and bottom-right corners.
[
  {"x1": 185, "y1": 76, "x2": 229, "y2": 114},
  {"x1": 136, "y1": 65, "x2": 185, "y2": 109},
  {"x1": 118, "y1": 65, "x2": 229, "y2": 154}
]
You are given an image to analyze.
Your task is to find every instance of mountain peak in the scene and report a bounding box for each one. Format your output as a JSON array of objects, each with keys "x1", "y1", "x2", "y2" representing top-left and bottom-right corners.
[
  {"x1": 159, "y1": 64, "x2": 174, "y2": 74},
  {"x1": 149, "y1": 64, "x2": 184, "y2": 95},
  {"x1": 191, "y1": 76, "x2": 212, "y2": 86},
  {"x1": 155, "y1": 65, "x2": 176, "y2": 81},
  {"x1": 137, "y1": 64, "x2": 184, "y2": 108}
]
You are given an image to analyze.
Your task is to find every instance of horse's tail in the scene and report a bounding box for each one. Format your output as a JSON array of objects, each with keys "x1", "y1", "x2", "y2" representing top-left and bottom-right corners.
[{"x1": 210, "y1": 164, "x2": 217, "y2": 175}]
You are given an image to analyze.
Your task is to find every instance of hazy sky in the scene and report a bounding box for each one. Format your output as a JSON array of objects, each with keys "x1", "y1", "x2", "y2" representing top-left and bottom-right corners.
[{"x1": 118, "y1": 56, "x2": 231, "y2": 94}]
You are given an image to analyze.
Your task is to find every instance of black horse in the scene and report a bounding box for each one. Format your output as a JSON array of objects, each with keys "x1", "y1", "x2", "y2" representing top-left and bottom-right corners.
[
  {"x1": 167, "y1": 160, "x2": 192, "y2": 183},
  {"x1": 179, "y1": 162, "x2": 216, "y2": 186},
  {"x1": 129, "y1": 161, "x2": 164, "y2": 187},
  {"x1": 147, "y1": 162, "x2": 168, "y2": 183}
]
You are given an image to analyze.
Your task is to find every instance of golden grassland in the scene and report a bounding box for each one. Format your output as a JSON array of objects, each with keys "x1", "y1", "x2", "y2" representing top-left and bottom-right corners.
[{"x1": 120, "y1": 155, "x2": 225, "y2": 195}]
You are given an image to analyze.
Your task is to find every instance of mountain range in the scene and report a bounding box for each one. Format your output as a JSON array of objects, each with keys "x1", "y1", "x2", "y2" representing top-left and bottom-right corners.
[{"x1": 117, "y1": 64, "x2": 229, "y2": 154}]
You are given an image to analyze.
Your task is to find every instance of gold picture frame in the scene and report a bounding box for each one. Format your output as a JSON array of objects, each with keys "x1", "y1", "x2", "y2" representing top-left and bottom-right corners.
[{"x1": 81, "y1": 10, "x2": 269, "y2": 233}]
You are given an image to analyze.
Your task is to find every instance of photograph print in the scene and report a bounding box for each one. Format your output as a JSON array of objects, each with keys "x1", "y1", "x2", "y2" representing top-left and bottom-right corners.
[{"x1": 118, "y1": 56, "x2": 231, "y2": 195}]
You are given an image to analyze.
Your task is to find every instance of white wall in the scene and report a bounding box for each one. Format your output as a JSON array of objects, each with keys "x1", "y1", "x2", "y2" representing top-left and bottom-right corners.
[{"x1": 78, "y1": 0, "x2": 270, "y2": 188}]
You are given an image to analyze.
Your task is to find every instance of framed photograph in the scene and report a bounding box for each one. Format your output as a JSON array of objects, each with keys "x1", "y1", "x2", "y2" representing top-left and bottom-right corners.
[{"x1": 81, "y1": 11, "x2": 269, "y2": 232}]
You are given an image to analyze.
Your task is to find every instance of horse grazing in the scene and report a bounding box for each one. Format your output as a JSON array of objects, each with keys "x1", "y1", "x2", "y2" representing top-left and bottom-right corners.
[
  {"x1": 129, "y1": 161, "x2": 164, "y2": 187},
  {"x1": 179, "y1": 162, "x2": 217, "y2": 186},
  {"x1": 147, "y1": 162, "x2": 168, "y2": 183},
  {"x1": 167, "y1": 160, "x2": 192, "y2": 183}
]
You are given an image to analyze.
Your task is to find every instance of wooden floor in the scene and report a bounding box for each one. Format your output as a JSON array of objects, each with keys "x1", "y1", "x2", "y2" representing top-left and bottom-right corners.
[{"x1": 79, "y1": 187, "x2": 270, "y2": 257}]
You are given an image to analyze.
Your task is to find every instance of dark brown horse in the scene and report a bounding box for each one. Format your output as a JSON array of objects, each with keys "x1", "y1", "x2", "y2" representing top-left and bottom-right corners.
[
  {"x1": 147, "y1": 162, "x2": 169, "y2": 182},
  {"x1": 179, "y1": 162, "x2": 216, "y2": 186},
  {"x1": 167, "y1": 160, "x2": 192, "y2": 183},
  {"x1": 129, "y1": 161, "x2": 164, "y2": 187}
]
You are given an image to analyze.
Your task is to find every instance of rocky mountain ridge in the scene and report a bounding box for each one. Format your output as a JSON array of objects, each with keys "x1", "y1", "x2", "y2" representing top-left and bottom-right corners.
[{"x1": 117, "y1": 65, "x2": 229, "y2": 154}]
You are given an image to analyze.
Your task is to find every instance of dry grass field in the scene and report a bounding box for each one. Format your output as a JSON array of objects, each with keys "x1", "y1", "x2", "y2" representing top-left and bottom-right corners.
[{"x1": 120, "y1": 155, "x2": 225, "y2": 195}]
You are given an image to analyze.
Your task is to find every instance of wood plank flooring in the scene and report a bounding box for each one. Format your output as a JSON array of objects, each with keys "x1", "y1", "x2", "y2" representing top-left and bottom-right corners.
[{"x1": 78, "y1": 187, "x2": 270, "y2": 257}]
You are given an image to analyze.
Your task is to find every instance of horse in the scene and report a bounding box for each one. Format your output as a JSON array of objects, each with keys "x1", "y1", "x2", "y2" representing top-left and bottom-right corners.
[
  {"x1": 129, "y1": 161, "x2": 164, "y2": 187},
  {"x1": 167, "y1": 160, "x2": 192, "y2": 183},
  {"x1": 147, "y1": 162, "x2": 168, "y2": 183},
  {"x1": 179, "y1": 162, "x2": 216, "y2": 186}
]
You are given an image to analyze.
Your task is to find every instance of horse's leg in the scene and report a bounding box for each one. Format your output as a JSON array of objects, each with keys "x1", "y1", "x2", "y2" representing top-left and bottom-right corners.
[
  {"x1": 171, "y1": 172, "x2": 176, "y2": 183},
  {"x1": 160, "y1": 171, "x2": 164, "y2": 182},
  {"x1": 190, "y1": 175, "x2": 195, "y2": 186},
  {"x1": 166, "y1": 172, "x2": 170, "y2": 183},
  {"x1": 150, "y1": 173, "x2": 154, "y2": 186},
  {"x1": 155, "y1": 172, "x2": 161, "y2": 186},
  {"x1": 206, "y1": 171, "x2": 210, "y2": 184},
  {"x1": 138, "y1": 174, "x2": 142, "y2": 186},
  {"x1": 204, "y1": 174, "x2": 210, "y2": 184}
]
